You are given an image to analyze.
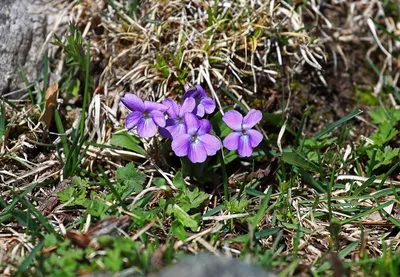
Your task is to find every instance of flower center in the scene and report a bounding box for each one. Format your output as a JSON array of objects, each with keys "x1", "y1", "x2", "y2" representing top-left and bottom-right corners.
[
  {"x1": 190, "y1": 133, "x2": 199, "y2": 143},
  {"x1": 143, "y1": 111, "x2": 150, "y2": 119},
  {"x1": 241, "y1": 129, "x2": 248, "y2": 136},
  {"x1": 176, "y1": 117, "x2": 183, "y2": 124}
]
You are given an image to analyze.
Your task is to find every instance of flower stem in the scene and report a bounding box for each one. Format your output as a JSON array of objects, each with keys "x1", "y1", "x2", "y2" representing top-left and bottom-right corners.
[{"x1": 219, "y1": 151, "x2": 229, "y2": 201}]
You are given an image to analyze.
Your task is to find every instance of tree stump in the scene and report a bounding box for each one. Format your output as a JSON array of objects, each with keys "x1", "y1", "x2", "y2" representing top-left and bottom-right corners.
[{"x1": 0, "y1": 0, "x2": 47, "y2": 98}]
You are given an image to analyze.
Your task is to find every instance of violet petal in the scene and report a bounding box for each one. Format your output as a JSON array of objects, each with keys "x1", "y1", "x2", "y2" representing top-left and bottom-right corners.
[
  {"x1": 223, "y1": 110, "x2": 243, "y2": 131},
  {"x1": 200, "y1": 97, "x2": 216, "y2": 114},
  {"x1": 150, "y1": 110, "x2": 166, "y2": 127},
  {"x1": 243, "y1": 109, "x2": 262, "y2": 129},
  {"x1": 188, "y1": 140, "x2": 207, "y2": 163},
  {"x1": 195, "y1": 104, "x2": 206, "y2": 117},
  {"x1": 198, "y1": 119, "x2": 212, "y2": 135},
  {"x1": 183, "y1": 113, "x2": 200, "y2": 134},
  {"x1": 248, "y1": 129, "x2": 263, "y2": 147},
  {"x1": 200, "y1": 134, "x2": 221, "y2": 156},
  {"x1": 162, "y1": 98, "x2": 179, "y2": 118},
  {"x1": 223, "y1": 132, "x2": 240, "y2": 151},
  {"x1": 158, "y1": 127, "x2": 172, "y2": 139},
  {"x1": 126, "y1": 111, "x2": 143, "y2": 130},
  {"x1": 121, "y1": 94, "x2": 145, "y2": 112},
  {"x1": 179, "y1": 97, "x2": 196, "y2": 116},
  {"x1": 171, "y1": 134, "x2": 190, "y2": 157},
  {"x1": 167, "y1": 122, "x2": 186, "y2": 139},
  {"x1": 137, "y1": 118, "x2": 157, "y2": 138},
  {"x1": 182, "y1": 88, "x2": 197, "y2": 100},
  {"x1": 238, "y1": 135, "x2": 253, "y2": 157},
  {"x1": 194, "y1": 84, "x2": 207, "y2": 98},
  {"x1": 144, "y1": 100, "x2": 168, "y2": 112}
]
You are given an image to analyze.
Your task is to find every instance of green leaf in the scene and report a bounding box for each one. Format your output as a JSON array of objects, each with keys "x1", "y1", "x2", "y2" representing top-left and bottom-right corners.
[
  {"x1": 370, "y1": 122, "x2": 398, "y2": 146},
  {"x1": 72, "y1": 176, "x2": 88, "y2": 188},
  {"x1": 44, "y1": 234, "x2": 58, "y2": 247},
  {"x1": 303, "y1": 137, "x2": 337, "y2": 150},
  {"x1": 281, "y1": 150, "x2": 320, "y2": 172},
  {"x1": 11, "y1": 210, "x2": 40, "y2": 230},
  {"x1": 171, "y1": 204, "x2": 199, "y2": 231},
  {"x1": 57, "y1": 186, "x2": 75, "y2": 204},
  {"x1": 369, "y1": 107, "x2": 400, "y2": 126},
  {"x1": 57, "y1": 185, "x2": 87, "y2": 207},
  {"x1": 153, "y1": 177, "x2": 166, "y2": 187},
  {"x1": 110, "y1": 132, "x2": 146, "y2": 155},
  {"x1": 245, "y1": 188, "x2": 267, "y2": 197},
  {"x1": 297, "y1": 168, "x2": 326, "y2": 193},
  {"x1": 353, "y1": 176, "x2": 376, "y2": 196},
  {"x1": 155, "y1": 54, "x2": 169, "y2": 77},
  {"x1": 177, "y1": 188, "x2": 209, "y2": 212},
  {"x1": 367, "y1": 146, "x2": 399, "y2": 170},
  {"x1": 158, "y1": 198, "x2": 167, "y2": 208},
  {"x1": 116, "y1": 163, "x2": 146, "y2": 194},
  {"x1": 133, "y1": 192, "x2": 154, "y2": 208},
  {"x1": 369, "y1": 107, "x2": 391, "y2": 125},
  {"x1": 255, "y1": 227, "x2": 281, "y2": 239},
  {"x1": 225, "y1": 199, "x2": 249, "y2": 213},
  {"x1": 202, "y1": 205, "x2": 224, "y2": 217},
  {"x1": 224, "y1": 151, "x2": 239, "y2": 164},
  {"x1": 281, "y1": 223, "x2": 311, "y2": 233},
  {"x1": 87, "y1": 193, "x2": 111, "y2": 217},
  {"x1": 173, "y1": 171, "x2": 186, "y2": 190},
  {"x1": 210, "y1": 107, "x2": 234, "y2": 138},
  {"x1": 104, "y1": 249, "x2": 123, "y2": 272},
  {"x1": 171, "y1": 220, "x2": 187, "y2": 240},
  {"x1": 68, "y1": 79, "x2": 81, "y2": 97}
]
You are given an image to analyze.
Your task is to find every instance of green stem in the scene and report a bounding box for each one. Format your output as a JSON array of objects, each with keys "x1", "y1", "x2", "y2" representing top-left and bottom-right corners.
[{"x1": 219, "y1": 151, "x2": 229, "y2": 201}]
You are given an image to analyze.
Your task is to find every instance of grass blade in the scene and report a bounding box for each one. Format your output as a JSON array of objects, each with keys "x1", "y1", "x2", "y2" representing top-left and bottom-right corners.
[
  {"x1": 340, "y1": 200, "x2": 394, "y2": 225},
  {"x1": 0, "y1": 101, "x2": 5, "y2": 145},
  {"x1": 18, "y1": 62, "x2": 35, "y2": 103},
  {"x1": 54, "y1": 110, "x2": 69, "y2": 158},
  {"x1": 220, "y1": 87, "x2": 248, "y2": 113},
  {"x1": 282, "y1": 150, "x2": 320, "y2": 173},
  {"x1": 315, "y1": 110, "x2": 363, "y2": 140},
  {"x1": 251, "y1": 187, "x2": 272, "y2": 226},
  {"x1": 15, "y1": 240, "x2": 44, "y2": 275},
  {"x1": 79, "y1": 40, "x2": 91, "y2": 137}
]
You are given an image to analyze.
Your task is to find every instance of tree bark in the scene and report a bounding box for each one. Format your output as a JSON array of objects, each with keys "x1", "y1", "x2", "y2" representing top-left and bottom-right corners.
[{"x1": 0, "y1": 0, "x2": 47, "y2": 98}]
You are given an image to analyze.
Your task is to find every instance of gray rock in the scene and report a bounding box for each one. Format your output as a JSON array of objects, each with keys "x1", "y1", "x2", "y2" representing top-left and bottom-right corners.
[
  {"x1": 156, "y1": 254, "x2": 276, "y2": 277},
  {"x1": 0, "y1": 0, "x2": 47, "y2": 98},
  {"x1": 83, "y1": 254, "x2": 276, "y2": 277}
]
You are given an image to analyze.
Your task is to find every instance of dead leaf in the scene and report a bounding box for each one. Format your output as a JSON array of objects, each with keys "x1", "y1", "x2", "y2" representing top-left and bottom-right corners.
[
  {"x1": 363, "y1": 198, "x2": 394, "y2": 222},
  {"x1": 66, "y1": 215, "x2": 132, "y2": 248},
  {"x1": 330, "y1": 252, "x2": 346, "y2": 277},
  {"x1": 86, "y1": 215, "x2": 131, "y2": 237},
  {"x1": 65, "y1": 230, "x2": 92, "y2": 248},
  {"x1": 39, "y1": 178, "x2": 71, "y2": 215},
  {"x1": 40, "y1": 82, "x2": 58, "y2": 128},
  {"x1": 151, "y1": 245, "x2": 167, "y2": 270}
]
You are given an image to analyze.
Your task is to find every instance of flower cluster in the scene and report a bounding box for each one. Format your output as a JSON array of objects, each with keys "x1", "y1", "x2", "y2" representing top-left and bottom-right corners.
[{"x1": 121, "y1": 85, "x2": 263, "y2": 163}]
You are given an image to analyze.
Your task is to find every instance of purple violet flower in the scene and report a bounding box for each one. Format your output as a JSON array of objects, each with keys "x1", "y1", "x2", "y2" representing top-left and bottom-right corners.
[
  {"x1": 121, "y1": 94, "x2": 168, "y2": 138},
  {"x1": 159, "y1": 97, "x2": 196, "y2": 139},
  {"x1": 183, "y1": 84, "x2": 216, "y2": 117},
  {"x1": 222, "y1": 109, "x2": 263, "y2": 157},
  {"x1": 171, "y1": 113, "x2": 221, "y2": 163}
]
